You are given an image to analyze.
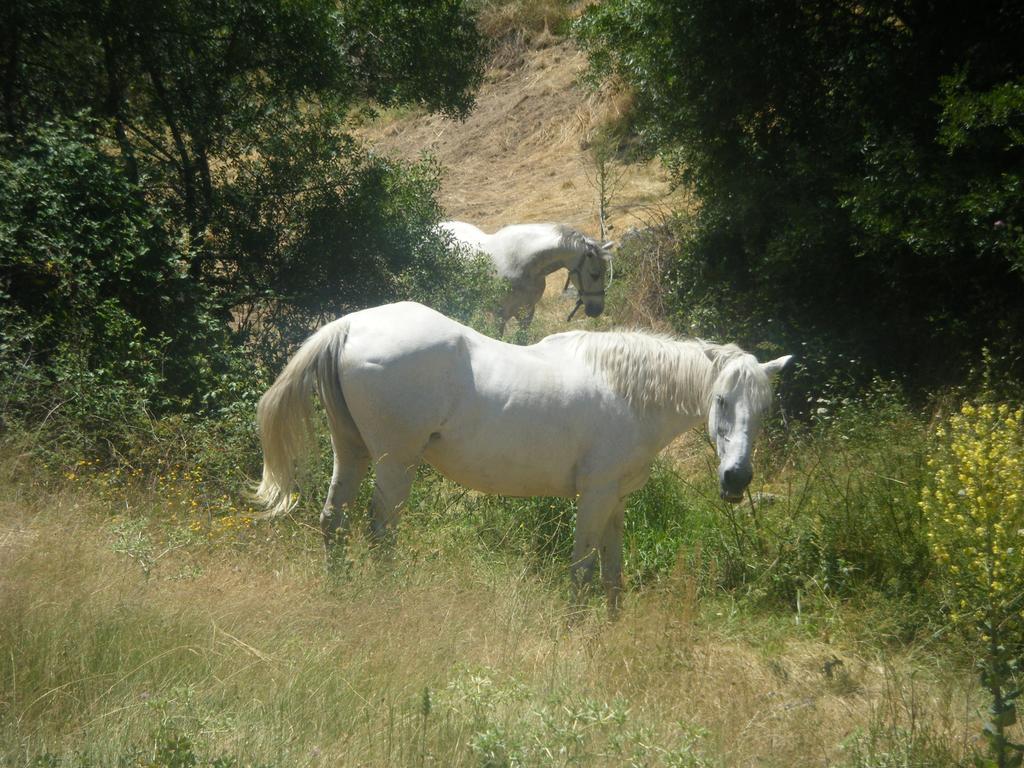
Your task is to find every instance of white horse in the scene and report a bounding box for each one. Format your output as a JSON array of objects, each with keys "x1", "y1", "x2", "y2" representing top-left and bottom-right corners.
[
  {"x1": 437, "y1": 221, "x2": 614, "y2": 334},
  {"x1": 256, "y1": 302, "x2": 791, "y2": 613}
]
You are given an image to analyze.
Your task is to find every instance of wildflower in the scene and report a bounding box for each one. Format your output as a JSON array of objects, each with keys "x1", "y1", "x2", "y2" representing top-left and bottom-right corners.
[{"x1": 922, "y1": 396, "x2": 1024, "y2": 759}]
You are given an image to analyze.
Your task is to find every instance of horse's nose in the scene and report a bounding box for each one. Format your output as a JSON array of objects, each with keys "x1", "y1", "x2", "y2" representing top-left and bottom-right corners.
[
  {"x1": 584, "y1": 302, "x2": 603, "y2": 318},
  {"x1": 720, "y1": 465, "x2": 752, "y2": 501},
  {"x1": 723, "y1": 465, "x2": 750, "y2": 486}
]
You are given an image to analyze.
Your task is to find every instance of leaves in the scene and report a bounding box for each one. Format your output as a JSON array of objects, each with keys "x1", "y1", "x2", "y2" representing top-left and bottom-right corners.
[
  {"x1": 0, "y1": 0, "x2": 490, "y2": 423},
  {"x1": 575, "y1": 0, "x2": 1024, "y2": 397}
]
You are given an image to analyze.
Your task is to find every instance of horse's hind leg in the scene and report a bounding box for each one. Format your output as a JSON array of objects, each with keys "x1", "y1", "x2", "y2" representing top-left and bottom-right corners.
[
  {"x1": 570, "y1": 486, "x2": 621, "y2": 616},
  {"x1": 321, "y1": 440, "x2": 369, "y2": 568},
  {"x1": 368, "y1": 454, "x2": 419, "y2": 551},
  {"x1": 320, "y1": 382, "x2": 370, "y2": 568}
]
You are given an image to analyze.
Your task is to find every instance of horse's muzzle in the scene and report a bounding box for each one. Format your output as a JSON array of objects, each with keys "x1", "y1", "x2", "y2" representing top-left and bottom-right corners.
[
  {"x1": 584, "y1": 302, "x2": 604, "y2": 318},
  {"x1": 719, "y1": 465, "x2": 752, "y2": 503}
]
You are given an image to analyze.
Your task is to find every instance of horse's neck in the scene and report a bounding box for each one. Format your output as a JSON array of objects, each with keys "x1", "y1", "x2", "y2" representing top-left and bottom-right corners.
[
  {"x1": 527, "y1": 246, "x2": 581, "y2": 277},
  {"x1": 499, "y1": 226, "x2": 582, "y2": 279},
  {"x1": 639, "y1": 350, "x2": 716, "y2": 451}
]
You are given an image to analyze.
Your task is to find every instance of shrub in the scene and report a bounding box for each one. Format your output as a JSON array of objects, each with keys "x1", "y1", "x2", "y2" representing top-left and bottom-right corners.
[
  {"x1": 921, "y1": 399, "x2": 1024, "y2": 766},
  {"x1": 576, "y1": 0, "x2": 1024, "y2": 397},
  {"x1": 688, "y1": 383, "x2": 937, "y2": 623},
  {"x1": 0, "y1": 118, "x2": 236, "y2": 458},
  {"x1": 0, "y1": 118, "x2": 219, "y2": 401}
]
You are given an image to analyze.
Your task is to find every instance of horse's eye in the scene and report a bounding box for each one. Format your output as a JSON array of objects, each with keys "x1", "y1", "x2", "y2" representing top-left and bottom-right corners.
[{"x1": 715, "y1": 394, "x2": 726, "y2": 408}]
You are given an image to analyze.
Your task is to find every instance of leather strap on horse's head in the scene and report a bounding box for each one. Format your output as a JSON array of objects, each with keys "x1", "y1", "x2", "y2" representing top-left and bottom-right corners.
[
  {"x1": 564, "y1": 253, "x2": 605, "y2": 321},
  {"x1": 564, "y1": 254, "x2": 583, "y2": 320},
  {"x1": 567, "y1": 298, "x2": 584, "y2": 321}
]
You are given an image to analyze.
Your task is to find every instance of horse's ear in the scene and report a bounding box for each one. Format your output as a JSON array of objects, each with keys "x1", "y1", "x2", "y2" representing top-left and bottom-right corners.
[{"x1": 760, "y1": 355, "x2": 794, "y2": 381}]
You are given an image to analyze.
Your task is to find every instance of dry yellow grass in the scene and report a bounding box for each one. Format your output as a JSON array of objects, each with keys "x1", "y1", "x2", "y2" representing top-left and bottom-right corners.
[
  {"x1": 357, "y1": 39, "x2": 689, "y2": 237},
  {"x1": 0, "y1": 478, "x2": 980, "y2": 767}
]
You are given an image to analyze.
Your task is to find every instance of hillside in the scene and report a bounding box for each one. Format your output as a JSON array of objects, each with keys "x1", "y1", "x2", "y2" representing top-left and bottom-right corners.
[{"x1": 357, "y1": 38, "x2": 685, "y2": 238}]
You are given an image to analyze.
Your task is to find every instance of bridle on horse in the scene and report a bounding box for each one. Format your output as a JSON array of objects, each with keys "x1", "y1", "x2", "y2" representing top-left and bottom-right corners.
[{"x1": 563, "y1": 253, "x2": 607, "y2": 321}]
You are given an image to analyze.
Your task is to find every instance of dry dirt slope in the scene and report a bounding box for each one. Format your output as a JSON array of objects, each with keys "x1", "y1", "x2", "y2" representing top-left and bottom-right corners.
[{"x1": 358, "y1": 38, "x2": 684, "y2": 238}]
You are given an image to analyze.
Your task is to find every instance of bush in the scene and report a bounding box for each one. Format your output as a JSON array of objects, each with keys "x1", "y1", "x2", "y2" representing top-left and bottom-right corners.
[
  {"x1": 921, "y1": 399, "x2": 1024, "y2": 766},
  {"x1": 0, "y1": 118, "x2": 237, "y2": 457},
  {"x1": 694, "y1": 384, "x2": 936, "y2": 617},
  {"x1": 576, "y1": 0, "x2": 1024, "y2": 396}
]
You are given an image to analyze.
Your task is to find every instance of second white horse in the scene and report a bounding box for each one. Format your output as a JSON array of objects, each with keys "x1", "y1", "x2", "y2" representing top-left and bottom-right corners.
[{"x1": 438, "y1": 221, "x2": 614, "y2": 333}]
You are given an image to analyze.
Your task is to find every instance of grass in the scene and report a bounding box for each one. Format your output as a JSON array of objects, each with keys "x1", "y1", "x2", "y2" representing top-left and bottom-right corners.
[
  {"x1": 0, "y1": 452, "x2": 982, "y2": 767},
  {"x1": 471, "y1": 0, "x2": 575, "y2": 56},
  {"x1": 0, "y1": 249, "x2": 1004, "y2": 766}
]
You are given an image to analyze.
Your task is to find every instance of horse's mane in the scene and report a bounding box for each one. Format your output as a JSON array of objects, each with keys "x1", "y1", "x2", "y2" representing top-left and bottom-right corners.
[
  {"x1": 565, "y1": 330, "x2": 770, "y2": 416},
  {"x1": 552, "y1": 223, "x2": 596, "y2": 253}
]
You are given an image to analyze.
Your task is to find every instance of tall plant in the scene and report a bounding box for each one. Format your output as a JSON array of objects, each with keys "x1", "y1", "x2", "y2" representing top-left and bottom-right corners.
[
  {"x1": 921, "y1": 400, "x2": 1024, "y2": 767},
  {"x1": 0, "y1": 0, "x2": 489, "y2": 403}
]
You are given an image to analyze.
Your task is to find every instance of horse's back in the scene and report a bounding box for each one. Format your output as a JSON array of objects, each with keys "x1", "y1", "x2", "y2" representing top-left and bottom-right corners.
[
  {"x1": 344, "y1": 301, "x2": 470, "y2": 358},
  {"x1": 438, "y1": 220, "x2": 489, "y2": 251}
]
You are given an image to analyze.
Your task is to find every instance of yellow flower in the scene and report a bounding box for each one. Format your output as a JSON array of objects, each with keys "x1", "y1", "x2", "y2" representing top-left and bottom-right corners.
[{"x1": 923, "y1": 395, "x2": 1024, "y2": 635}]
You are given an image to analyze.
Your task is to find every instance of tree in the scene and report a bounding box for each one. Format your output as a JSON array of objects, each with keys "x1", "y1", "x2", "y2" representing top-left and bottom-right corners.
[
  {"x1": 0, "y1": 0, "x2": 488, "y2": 392},
  {"x1": 576, "y1": 0, "x2": 1024, "y2": 394},
  {"x1": 0, "y1": 118, "x2": 223, "y2": 420}
]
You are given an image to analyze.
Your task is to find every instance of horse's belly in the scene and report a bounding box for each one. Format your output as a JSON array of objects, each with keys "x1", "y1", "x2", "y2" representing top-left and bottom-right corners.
[{"x1": 422, "y1": 438, "x2": 576, "y2": 497}]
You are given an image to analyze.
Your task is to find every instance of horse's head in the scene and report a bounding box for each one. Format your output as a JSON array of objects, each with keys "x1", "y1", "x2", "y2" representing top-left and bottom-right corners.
[
  {"x1": 707, "y1": 352, "x2": 793, "y2": 502},
  {"x1": 568, "y1": 239, "x2": 615, "y2": 319}
]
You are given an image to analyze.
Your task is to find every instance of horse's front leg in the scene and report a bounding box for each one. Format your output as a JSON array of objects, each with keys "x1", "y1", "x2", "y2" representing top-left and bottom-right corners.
[
  {"x1": 518, "y1": 304, "x2": 536, "y2": 331},
  {"x1": 600, "y1": 502, "x2": 626, "y2": 619},
  {"x1": 518, "y1": 280, "x2": 544, "y2": 331},
  {"x1": 571, "y1": 486, "x2": 620, "y2": 616}
]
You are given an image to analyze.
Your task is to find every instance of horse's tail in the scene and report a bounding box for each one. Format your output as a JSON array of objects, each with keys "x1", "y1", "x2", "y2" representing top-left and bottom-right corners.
[{"x1": 255, "y1": 318, "x2": 350, "y2": 517}]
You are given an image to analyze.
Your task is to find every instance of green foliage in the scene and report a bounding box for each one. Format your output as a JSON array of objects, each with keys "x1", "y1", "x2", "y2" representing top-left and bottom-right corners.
[
  {"x1": 937, "y1": 75, "x2": 1024, "y2": 277},
  {"x1": 576, "y1": 0, "x2": 1024, "y2": 396},
  {"x1": 404, "y1": 229, "x2": 508, "y2": 338},
  {"x1": 0, "y1": 0, "x2": 491, "y2": 460},
  {"x1": 735, "y1": 386, "x2": 934, "y2": 613},
  {"x1": 840, "y1": 724, "x2": 958, "y2": 768},
  {"x1": 1, "y1": 0, "x2": 484, "y2": 225},
  {"x1": 622, "y1": 461, "x2": 713, "y2": 587},
  {"x1": 0, "y1": 119, "x2": 202, "y2": 393},
  {"x1": 443, "y1": 667, "x2": 715, "y2": 767},
  {"x1": 0, "y1": 118, "x2": 243, "y2": 458},
  {"x1": 219, "y1": 132, "x2": 500, "y2": 370},
  {"x1": 339, "y1": 0, "x2": 485, "y2": 117}
]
